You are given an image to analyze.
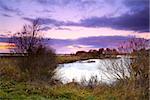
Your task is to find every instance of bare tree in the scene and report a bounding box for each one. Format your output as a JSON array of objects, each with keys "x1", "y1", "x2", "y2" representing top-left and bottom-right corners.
[
  {"x1": 10, "y1": 19, "x2": 43, "y2": 54},
  {"x1": 118, "y1": 37, "x2": 149, "y2": 53},
  {"x1": 9, "y1": 19, "x2": 57, "y2": 82}
]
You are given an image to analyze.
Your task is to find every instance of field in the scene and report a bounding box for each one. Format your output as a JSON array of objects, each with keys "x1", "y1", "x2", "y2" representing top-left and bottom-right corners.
[
  {"x1": 56, "y1": 54, "x2": 118, "y2": 64},
  {"x1": 0, "y1": 50, "x2": 148, "y2": 100},
  {"x1": 0, "y1": 78, "x2": 142, "y2": 100},
  {"x1": 57, "y1": 55, "x2": 81, "y2": 64}
]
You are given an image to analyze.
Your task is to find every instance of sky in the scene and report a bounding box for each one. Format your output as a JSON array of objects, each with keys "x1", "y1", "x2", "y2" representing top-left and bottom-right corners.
[{"x1": 0, "y1": 0, "x2": 149, "y2": 54}]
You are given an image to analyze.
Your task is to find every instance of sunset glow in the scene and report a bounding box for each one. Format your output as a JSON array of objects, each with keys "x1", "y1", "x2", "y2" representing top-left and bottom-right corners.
[
  {"x1": 0, "y1": 0, "x2": 149, "y2": 54},
  {"x1": 0, "y1": 42, "x2": 15, "y2": 49}
]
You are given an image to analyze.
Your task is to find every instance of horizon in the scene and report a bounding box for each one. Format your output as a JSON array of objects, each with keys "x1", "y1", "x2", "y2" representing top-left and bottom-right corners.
[{"x1": 0, "y1": 0, "x2": 149, "y2": 54}]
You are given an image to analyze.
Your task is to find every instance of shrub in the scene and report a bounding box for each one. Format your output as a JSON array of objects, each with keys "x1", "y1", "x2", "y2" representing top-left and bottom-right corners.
[
  {"x1": 9, "y1": 19, "x2": 58, "y2": 82},
  {"x1": 0, "y1": 58, "x2": 21, "y2": 81},
  {"x1": 16, "y1": 45, "x2": 57, "y2": 82}
]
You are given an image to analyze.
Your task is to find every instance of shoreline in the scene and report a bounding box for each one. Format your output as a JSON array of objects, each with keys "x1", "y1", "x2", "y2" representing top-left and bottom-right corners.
[{"x1": 57, "y1": 55, "x2": 120, "y2": 64}]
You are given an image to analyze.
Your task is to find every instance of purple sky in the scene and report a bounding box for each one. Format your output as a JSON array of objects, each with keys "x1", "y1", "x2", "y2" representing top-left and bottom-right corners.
[{"x1": 0, "y1": 0, "x2": 149, "y2": 54}]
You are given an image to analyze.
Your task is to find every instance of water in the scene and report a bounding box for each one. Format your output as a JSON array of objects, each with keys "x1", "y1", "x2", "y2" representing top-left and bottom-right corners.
[{"x1": 56, "y1": 56, "x2": 131, "y2": 84}]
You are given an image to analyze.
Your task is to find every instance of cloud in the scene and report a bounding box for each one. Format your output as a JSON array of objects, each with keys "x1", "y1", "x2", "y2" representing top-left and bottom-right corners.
[
  {"x1": 1, "y1": 13, "x2": 12, "y2": 17},
  {"x1": 49, "y1": 36, "x2": 150, "y2": 54},
  {"x1": 0, "y1": 36, "x2": 149, "y2": 53},
  {"x1": 124, "y1": 0, "x2": 149, "y2": 12},
  {"x1": 40, "y1": 26, "x2": 51, "y2": 31},
  {"x1": 0, "y1": 0, "x2": 23, "y2": 16},
  {"x1": 69, "y1": 0, "x2": 149, "y2": 32},
  {"x1": 55, "y1": 27, "x2": 71, "y2": 31},
  {"x1": 21, "y1": 0, "x2": 149, "y2": 33},
  {"x1": 48, "y1": 36, "x2": 133, "y2": 48},
  {"x1": 37, "y1": 9, "x2": 53, "y2": 13},
  {"x1": 76, "y1": 7, "x2": 149, "y2": 32},
  {"x1": 47, "y1": 38, "x2": 74, "y2": 47},
  {"x1": 23, "y1": 5, "x2": 149, "y2": 33},
  {"x1": 0, "y1": 4, "x2": 18, "y2": 12},
  {"x1": 0, "y1": 37, "x2": 9, "y2": 43},
  {"x1": 22, "y1": 17, "x2": 71, "y2": 31},
  {"x1": 23, "y1": 17, "x2": 64, "y2": 27},
  {"x1": 74, "y1": 36, "x2": 132, "y2": 48},
  {"x1": 35, "y1": 0, "x2": 96, "y2": 7},
  {"x1": 48, "y1": 36, "x2": 140, "y2": 53}
]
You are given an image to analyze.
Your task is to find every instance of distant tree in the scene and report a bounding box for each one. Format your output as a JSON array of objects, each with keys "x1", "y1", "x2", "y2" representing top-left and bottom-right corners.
[
  {"x1": 98, "y1": 48, "x2": 104, "y2": 54},
  {"x1": 112, "y1": 48, "x2": 118, "y2": 55},
  {"x1": 9, "y1": 19, "x2": 57, "y2": 82},
  {"x1": 87, "y1": 49, "x2": 98, "y2": 57},
  {"x1": 104, "y1": 48, "x2": 111, "y2": 55},
  {"x1": 76, "y1": 51, "x2": 87, "y2": 56}
]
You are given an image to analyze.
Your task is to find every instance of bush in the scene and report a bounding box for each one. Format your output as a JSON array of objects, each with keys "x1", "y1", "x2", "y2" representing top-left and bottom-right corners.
[
  {"x1": 16, "y1": 45, "x2": 57, "y2": 82},
  {"x1": 0, "y1": 58, "x2": 21, "y2": 81}
]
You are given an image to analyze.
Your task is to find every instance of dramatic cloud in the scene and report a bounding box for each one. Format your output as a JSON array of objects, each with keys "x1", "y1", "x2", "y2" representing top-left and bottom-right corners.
[
  {"x1": 23, "y1": 6, "x2": 149, "y2": 32},
  {"x1": 19, "y1": 0, "x2": 149, "y2": 32},
  {"x1": 0, "y1": 0, "x2": 149, "y2": 53},
  {"x1": 23, "y1": 0, "x2": 149, "y2": 33},
  {"x1": 76, "y1": 7, "x2": 149, "y2": 32}
]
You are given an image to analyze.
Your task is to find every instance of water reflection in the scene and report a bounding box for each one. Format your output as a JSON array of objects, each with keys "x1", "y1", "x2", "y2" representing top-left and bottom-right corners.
[{"x1": 56, "y1": 57, "x2": 130, "y2": 84}]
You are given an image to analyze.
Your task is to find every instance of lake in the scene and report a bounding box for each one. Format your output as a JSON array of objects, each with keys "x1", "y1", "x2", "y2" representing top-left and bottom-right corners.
[{"x1": 56, "y1": 56, "x2": 131, "y2": 84}]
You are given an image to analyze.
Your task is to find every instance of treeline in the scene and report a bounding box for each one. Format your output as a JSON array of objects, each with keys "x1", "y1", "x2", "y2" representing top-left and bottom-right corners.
[{"x1": 75, "y1": 48, "x2": 119, "y2": 58}]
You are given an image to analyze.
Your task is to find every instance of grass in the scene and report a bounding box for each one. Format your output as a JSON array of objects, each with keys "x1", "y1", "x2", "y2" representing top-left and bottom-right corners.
[
  {"x1": 56, "y1": 55, "x2": 81, "y2": 64},
  {"x1": 0, "y1": 57, "x2": 95, "y2": 99},
  {"x1": 0, "y1": 79, "x2": 95, "y2": 100},
  {"x1": 0, "y1": 55, "x2": 81, "y2": 65},
  {"x1": 0, "y1": 56, "x2": 148, "y2": 100},
  {"x1": 1, "y1": 54, "x2": 117, "y2": 65},
  {"x1": 56, "y1": 55, "x2": 100, "y2": 64},
  {"x1": 0, "y1": 78, "x2": 143, "y2": 100}
]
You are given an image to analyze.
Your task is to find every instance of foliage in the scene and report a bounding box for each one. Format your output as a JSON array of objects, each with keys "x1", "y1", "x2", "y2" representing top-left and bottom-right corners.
[
  {"x1": 9, "y1": 19, "x2": 58, "y2": 82},
  {"x1": 0, "y1": 58, "x2": 21, "y2": 81},
  {"x1": 0, "y1": 79, "x2": 94, "y2": 100},
  {"x1": 0, "y1": 54, "x2": 149, "y2": 100},
  {"x1": 75, "y1": 48, "x2": 119, "y2": 58},
  {"x1": 16, "y1": 46, "x2": 57, "y2": 81},
  {"x1": 0, "y1": 78, "x2": 146, "y2": 100}
]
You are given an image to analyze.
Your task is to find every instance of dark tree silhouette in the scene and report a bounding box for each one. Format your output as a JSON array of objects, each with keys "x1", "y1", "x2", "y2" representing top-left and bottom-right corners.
[
  {"x1": 98, "y1": 48, "x2": 104, "y2": 54},
  {"x1": 9, "y1": 19, "x2": 57, "y2": 82},
  {"x1": 10, "y1": 19, "x2": 43, "y2": 54}
]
